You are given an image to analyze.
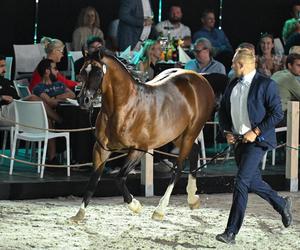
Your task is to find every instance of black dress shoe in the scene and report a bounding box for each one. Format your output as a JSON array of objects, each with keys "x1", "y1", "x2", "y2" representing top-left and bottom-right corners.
[
  {"x1": 282, "y1": 196, "x2": 293, "y2": 228},
  {"x1": 216, "y1": 231, "x2": 236, "y2": 244}
]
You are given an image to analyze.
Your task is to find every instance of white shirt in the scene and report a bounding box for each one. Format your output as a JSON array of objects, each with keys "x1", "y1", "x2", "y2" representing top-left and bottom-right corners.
[
  {"x1": 155, "y1": 20, "x2": 191, "y2": 40},
  {"x1": 135, "y1": 0, "x2": 152, "y2": 50},
  {"x1": 230, "y1": 69, "x2": 256, "y2": 135}
]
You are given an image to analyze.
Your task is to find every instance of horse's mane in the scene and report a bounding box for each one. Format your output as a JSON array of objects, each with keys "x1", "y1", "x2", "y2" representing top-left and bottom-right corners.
[
  {"x1": 99, "y1": 47, "x2": 146, "y2": 84},
  {"x1": 97, "y1": 48, "x2": 199, "y2": 86}
]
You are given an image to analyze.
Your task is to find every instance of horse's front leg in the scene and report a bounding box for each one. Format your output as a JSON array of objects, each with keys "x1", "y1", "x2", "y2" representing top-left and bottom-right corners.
[
  {"x1": 186, "y1": 142, "x2": 201, "y2": 210},
  {"x1": 70, "y1": 143, "x2": 111, "y2": 222},
  {"x1": 116, "y1": 150, "x2": 145, "y2": 214}
]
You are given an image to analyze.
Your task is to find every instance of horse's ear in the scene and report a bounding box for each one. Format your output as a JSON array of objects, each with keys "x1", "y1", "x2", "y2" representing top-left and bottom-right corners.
[
  {"x1": 81, "y1": 46, "x2": 88, "y2": 59},
  {"x1": 98, "y1": 46, "x2": 105, "y2": 60}
]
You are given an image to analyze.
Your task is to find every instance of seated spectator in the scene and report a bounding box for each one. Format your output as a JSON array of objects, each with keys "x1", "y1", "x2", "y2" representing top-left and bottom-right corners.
[
  {"x1": 0, "y1": 55, "x2": 20, "y2": 126},
  {"x1": 72, "y1": 6, "x2": 104, "y2": 51},
  {"x1": 228, "y1": 42, "x2": 256, "y2": 81},
  {"x1": 271, "y1": 53, "x2": 300, "y2": 125},
  {"x1": 282, "y1": 0, "x2": 300, "y2": 43},
  {"x1": 184, "y1": 38, "x2": 226, "y2": 75},
  {"x1": 137, "y1": 39, "x2": 162, "y2": 80},
  {"x1": 256, "y1": 33, "x2": 285, "y2": 77},
  {"x1": 193, "y1": 9, "x2": 233, "y2": 70},
  {"x1": 289, "y1": 45, "x2": 300, "y2": 54},
  {"x1": 74, "y1": 35, "x2": 104, "y2": 78},
  {"x1": 32, "y1": 59, "x2": 75, "y2": 164},
  {"x1": 155, "y1": 5, "x2": 191, "y2": 48},
  {"x1": 284, "y1": 19, "x2": 300, "y2": 54},
  {"x1": 0, "y1": 55, "x2": 42, "y2": 126},
  {"x1": 30, "y1": 37, "x2": 78, "y2": 92}
]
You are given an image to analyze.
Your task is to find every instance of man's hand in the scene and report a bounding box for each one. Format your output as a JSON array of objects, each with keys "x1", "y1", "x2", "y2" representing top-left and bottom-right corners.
[
  {"x1": 226, "y1": 133, "x2": 236, "y2": 145},
  {"x1": 143, "y1": 18, "x2": 153, "y2": 26},
  {"x1": 243, "y1": 130, "x2": 257, "y2": 143},
  {"x1": 1, "y1": 95, "x2": 13, "y2": 103}
]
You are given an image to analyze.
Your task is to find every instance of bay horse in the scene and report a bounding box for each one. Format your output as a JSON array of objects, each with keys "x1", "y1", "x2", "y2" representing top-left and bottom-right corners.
[{"x1": 70, "y1": 48, "x2": 215, "y2": 222}]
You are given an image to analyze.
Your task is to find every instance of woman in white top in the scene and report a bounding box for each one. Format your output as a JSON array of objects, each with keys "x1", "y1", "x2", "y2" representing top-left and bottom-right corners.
[{"x1": 72, "y1": 6, "x2": 104, "y2": 51}]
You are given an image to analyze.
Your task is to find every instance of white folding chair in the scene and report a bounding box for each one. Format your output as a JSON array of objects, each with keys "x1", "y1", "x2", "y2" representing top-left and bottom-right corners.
[
  {"x1": 9, "y1": 100, "x2": 70, "y2": 178},
  {"x1": 13, "y1": 44, "x2": 45, "y2": 80},
  {"x1": 5, "y1": 57, "x2": 13, "y2": 80},
  {"x1": 261, "y1": 127, "x2": 287, "y2": 170},
  {"x1": 69, "y1": 51, "x2": 83, "y2": 81},
  {"x1": 0, "y1": 126, "x2": 14, "y2": 164}
]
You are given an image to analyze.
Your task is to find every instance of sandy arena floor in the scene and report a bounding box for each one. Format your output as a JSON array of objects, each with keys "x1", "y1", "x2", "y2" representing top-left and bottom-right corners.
[{"x1": 0, "y1": 192, "x2": 299, "y2": 250}]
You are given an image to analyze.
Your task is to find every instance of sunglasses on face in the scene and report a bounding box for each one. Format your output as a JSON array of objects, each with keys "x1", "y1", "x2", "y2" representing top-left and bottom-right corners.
[{"x1": 194, "y1": 48, "x2": 208, "y2": 54}]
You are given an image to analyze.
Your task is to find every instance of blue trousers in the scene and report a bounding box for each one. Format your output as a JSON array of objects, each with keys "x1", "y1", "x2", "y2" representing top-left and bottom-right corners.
[{"x1": 226, "y1": 142, "x2": 286, "y2": 234}]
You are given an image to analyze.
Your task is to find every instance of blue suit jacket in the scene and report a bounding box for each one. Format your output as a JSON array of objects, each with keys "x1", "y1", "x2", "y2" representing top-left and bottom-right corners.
[{"x1": 219, "y1": 72, "x2": 284, "y2": 149}]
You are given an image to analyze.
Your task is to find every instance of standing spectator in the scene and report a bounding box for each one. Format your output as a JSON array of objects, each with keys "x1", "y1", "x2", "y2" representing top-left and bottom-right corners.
[
  {"x1": 271, "y1": 53, "x2": 300, "y2": 125},
  {"x1": 72, "y1": 6, "x2": 104, "y2": 51},
  {"x1": 106, "y1": 19, "x2": 120, "y2": 51},
  {"x1": 216, "y1": 48, "x2": 292, "y2": 244},
  {"x1": 32, "y1": 59, "x2": 75, "y2": 164},
  {"x1": 256, "y1": 33, "x2": 285, "y2": 77},
  {"x1": 185, "y1": 38, "x2": 226, "y2": 75},
  {"x1": 155, "y1": 5, "x2": 191, "y2": 48},
  {"x1": 118, "y1": 0, "x2": 156, "y2": 51},
  {"x1": 30, "y1": 37, "x2": 79, "y2": 91}
]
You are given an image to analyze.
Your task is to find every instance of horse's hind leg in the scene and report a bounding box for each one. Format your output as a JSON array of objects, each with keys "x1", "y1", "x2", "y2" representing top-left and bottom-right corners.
[
  {"x1": 152, "y1": 136, "x2": 195, "y2": 221},
  {"x1": 116, "y1": 150, "x2": 145, "y2": 213},
  {"x1": 186, "y1": 142, "x2": 201, "y2": 210},
  {"x1": 70, "y1": 143, "x2": 111, "y2": 222}
]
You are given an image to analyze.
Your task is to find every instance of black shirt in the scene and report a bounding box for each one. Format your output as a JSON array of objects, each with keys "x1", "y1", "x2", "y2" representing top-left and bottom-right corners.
[{"x1": 0, "y1": 76, "x2": 20, "y2": 106}]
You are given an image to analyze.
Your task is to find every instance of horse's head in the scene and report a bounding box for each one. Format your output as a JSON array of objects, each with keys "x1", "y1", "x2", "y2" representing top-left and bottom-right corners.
[{"x1": 78, "y1": 49, "x2": 107, "y2": 110}]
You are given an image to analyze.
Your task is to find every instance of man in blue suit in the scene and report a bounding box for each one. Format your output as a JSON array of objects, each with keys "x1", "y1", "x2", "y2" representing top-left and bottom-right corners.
[{"x1": 216, "y1": 48, "x2": 293, "y2": 244}]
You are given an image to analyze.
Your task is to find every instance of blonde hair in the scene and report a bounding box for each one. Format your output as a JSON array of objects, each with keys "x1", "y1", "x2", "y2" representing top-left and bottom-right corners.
[
  {"x1": 40, "y1": 37, "x2": 64, "y2": 55},
  {"x1": 77, "y1": 6, "x2": 100, "y2": 28},
  {"x1": 233, "y1": 48, "x2": 256, "y2": 64},
  {"x1": 289, "y1": 45, "x2": 300, "y2": 54}
]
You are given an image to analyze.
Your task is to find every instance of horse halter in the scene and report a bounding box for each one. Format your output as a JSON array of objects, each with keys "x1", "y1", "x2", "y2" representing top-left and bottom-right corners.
[{"x1": 80, "y1": 60, "x2": 107, "y2": 109}]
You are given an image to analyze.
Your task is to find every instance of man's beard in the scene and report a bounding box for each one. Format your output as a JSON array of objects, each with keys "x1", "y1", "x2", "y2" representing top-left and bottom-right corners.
[
  {"x1": 169, "y1": 16, "x2": 181, "y2": 24},
  {"x1": 49, "y1": 73, "x2": 57, "y2": 82}
]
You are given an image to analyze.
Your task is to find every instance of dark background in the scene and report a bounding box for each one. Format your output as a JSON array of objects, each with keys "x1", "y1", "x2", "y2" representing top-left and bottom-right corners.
[{"x1": 0, "y1": 0, "x2": 293, "y2": 56}]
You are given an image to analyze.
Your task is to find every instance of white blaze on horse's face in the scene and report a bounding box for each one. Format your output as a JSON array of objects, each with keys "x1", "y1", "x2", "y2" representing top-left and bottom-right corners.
[{"x1": 85, "y1": 64, "x2": 92, "y2": 76}]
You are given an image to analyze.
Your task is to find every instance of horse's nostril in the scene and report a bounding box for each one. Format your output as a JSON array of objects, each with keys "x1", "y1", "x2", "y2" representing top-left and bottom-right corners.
[{"x1": 84, "y1": 97, "x2": 90, "y2": 104}]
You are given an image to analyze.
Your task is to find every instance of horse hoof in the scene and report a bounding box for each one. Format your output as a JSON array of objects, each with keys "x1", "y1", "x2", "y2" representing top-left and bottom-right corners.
[
  {"x1": 188, "y1": 197, "x2": 201, "y2": 210},
  {"x1": 69, "y1": 208, "x2": 85, "y2": 223},
  {"x1": 152, "y1": 210, "x2": 164, "y2": 221},
  {"x1": 128, "y1": 199, "x2": 143, "y2": 214}
]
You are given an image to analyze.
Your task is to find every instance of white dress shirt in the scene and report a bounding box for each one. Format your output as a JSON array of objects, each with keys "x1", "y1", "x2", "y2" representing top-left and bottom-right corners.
[
  {"x1": 135, "y1": 0, "x2": 152, "y2": 50},
  {"x1": 230, "y1": 69, "x2": 256, "y2": 135}
]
